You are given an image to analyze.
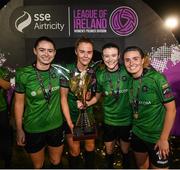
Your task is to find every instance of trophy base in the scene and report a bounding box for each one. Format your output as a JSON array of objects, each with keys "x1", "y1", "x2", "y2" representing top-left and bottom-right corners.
[{"x1": 73, "y1": 125, "x2": 97, "y2": 141}]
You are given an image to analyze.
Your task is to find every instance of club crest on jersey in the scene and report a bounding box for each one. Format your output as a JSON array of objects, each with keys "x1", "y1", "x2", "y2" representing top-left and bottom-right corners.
[
  {"x1": 51, "y1": 73, "x2": 57, "y2": 79},
  {"x1": 142, "y1": 85, "x2": 148, "y2": 92},
  {"x1": 37, "y1": 89, "x2": 42, "y2": 95},
  {"x1": 122, "y1": 76, "x2": 127, "y2": 81},
  {"x1": 50, "y1": 70, "x2": 57, "y2": 79}
]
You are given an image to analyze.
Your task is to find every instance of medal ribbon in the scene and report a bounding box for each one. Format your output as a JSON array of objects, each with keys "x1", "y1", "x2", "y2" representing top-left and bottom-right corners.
[
  {"x1": 130, "y1": 78, "x2": 142, "y2": 117},
  {"x1": 105, "y1": 68, "x2": 121, "y2": 98},
  {"x1": 34, "y1": 65, "x2": 52, "y2": 104}
]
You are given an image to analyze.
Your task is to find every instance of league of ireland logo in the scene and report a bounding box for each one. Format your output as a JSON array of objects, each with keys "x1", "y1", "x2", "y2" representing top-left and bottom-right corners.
[
  {"x1": 110, "y1": 6, "x2": 138, "y2": 36},
  {"x1": 15, "y1": 11, "x2": 32, "y2": 33}
]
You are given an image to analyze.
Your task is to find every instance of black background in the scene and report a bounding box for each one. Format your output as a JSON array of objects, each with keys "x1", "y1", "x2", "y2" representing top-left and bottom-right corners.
[{"x1": 143, "y1": 0, "x2": 180, "y2": 42}]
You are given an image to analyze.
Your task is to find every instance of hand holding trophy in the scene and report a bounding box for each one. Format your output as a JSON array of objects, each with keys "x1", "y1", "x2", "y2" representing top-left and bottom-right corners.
[{"x1": 70, "y1": 70, "x2": 97, "y2": 141}]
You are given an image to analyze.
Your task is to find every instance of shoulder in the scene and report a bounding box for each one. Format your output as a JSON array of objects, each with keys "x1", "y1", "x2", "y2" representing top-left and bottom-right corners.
[
  {"x1": 145, "y1": 67, "x2": 166, "y2": 80},
  {"x1": 119, "y1": 64, "x2": 127, "y2": 73},
  {"x1": 17, "y1": 65, "x2": 33, "y2": 72},
  {"x1": 96, "y1": 64, "x2": 106, "y2": 75},
  {"x1": 16, "y1": 65, "x2": 33, "y2": 77},
  {"x1": 143, "y1": 68, "x2": 169, "y2": 88},
  {"x1": 119, "y1": 64, "x2": 132, "y2": 78}
]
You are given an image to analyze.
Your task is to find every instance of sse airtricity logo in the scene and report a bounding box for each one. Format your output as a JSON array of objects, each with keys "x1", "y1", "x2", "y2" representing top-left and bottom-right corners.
[
  {"x1": 109, "y1": 6, "x2": 138, "y2": 36},
  {"x1": 15, "y1": 11, "x2": 32, "y2": 33}
]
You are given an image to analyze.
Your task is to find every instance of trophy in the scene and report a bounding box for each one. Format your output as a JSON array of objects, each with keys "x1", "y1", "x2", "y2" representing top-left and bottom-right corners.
[{"x1": 70, "y1": 69, "x2": 97, "y2": 141}]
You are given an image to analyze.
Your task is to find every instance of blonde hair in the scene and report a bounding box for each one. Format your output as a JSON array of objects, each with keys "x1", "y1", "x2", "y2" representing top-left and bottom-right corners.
[
  {"x1": 75, "y1": 36, "x2": 94, "y2": 50},
  {"x1": 143, "y1": 54, "x2": 151, "y2": 68}
]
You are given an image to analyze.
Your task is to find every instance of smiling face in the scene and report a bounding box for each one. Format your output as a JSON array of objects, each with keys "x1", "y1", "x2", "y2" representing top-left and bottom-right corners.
[
  {"x1": 75, "y1": 42, "x2": 93, "y2": 71},
  {"x1": 102, "y1": 47, "x2": 120, "y2": 72},
  {"x1": 124, "y1": 50, "x2": 144, "y2": 78},
  {"x1": 33, "y1": 40, "x2": 56, "y2": 69}
]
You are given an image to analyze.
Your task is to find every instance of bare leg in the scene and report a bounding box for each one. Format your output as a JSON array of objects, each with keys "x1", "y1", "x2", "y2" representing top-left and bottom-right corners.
[
  {"x1": 134, "y1": 151, "x2": 149, "y2": 169},
  {"x1": 29, "y1": 147, "x2": 45, "y2": 169},
  {"x1": 66, "y1": 134, "x2": 80, "y2": 156},
  {"x1": 105, "y1": 140, "x2": 115, "y2": 154},
  {"x1": 119, "y1": 139, "x2": 131, "y2": 168},
  {"x1": 66, "y1": 134, "x2": 81, "y2": 168},
  {"x1": 119, "y1": 139, "x2": 130, "y2": 154},
  {"x1": 48, "y1": 144, "x2": 64, "y2": 165},
  {"x1": 85, "y1": 139, "x2": 95, "y2": 151}
]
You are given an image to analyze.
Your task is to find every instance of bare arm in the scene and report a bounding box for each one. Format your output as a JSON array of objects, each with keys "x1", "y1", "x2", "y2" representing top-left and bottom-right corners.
[
  {"x1": 86, "y1": 92, "x2": 102, "y2": 107},
  {"x1": 0, "y1": 78, "x2": 11, "y2": 90},
  {"x1": 77, "y1": 92, "x2": 102, "y2": 109},
  {"x1": 14, "y1": 92, "x2": 25, "y2": 146},
  {"x1": 60, "y1": 87, "x2": 74, "y2": 132},
  {"x1": 155, "y1": 100, "x2": 176, "y2": 158}
]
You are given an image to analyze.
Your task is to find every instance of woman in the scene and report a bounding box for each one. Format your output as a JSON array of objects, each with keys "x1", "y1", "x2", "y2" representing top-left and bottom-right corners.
[
  {"x1": 122, "y1": 46, "x2": 176, "y2": 169},
  {"x1": 14, "y1": 36, "x2": 64, "y2": 169},
  {"x1": 78, "y1": 43, "x2": 132, "y2": 168},
  {"x1": 60, "y1": 36, "x2": 96, "y2": 168}
]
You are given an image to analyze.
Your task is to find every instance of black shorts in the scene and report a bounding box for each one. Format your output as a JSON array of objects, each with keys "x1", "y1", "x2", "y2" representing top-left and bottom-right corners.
[
  {"x1": 63, "y1": 121, "x2": 73, "y2": 135},
  {"x1": 103, "y1": 124, "x2": 132, "y2": 142},
  {"x1": 131, "y1": 133, "x2": 171, "y2": 168},
  {"x1": 24, "y1": 126, "x2": 65, "y2": 153}
]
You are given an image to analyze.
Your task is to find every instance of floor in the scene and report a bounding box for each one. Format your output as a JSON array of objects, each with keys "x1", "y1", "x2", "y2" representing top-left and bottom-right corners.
[{"x1": 0, "y1": 126, "x2": 180, "y2": 169}]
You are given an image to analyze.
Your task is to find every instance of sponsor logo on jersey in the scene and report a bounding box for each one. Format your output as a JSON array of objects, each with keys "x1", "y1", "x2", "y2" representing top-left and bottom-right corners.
[
  {"x1": 104, "y1": 88, "x2": 128, "y2": 96},
  {"x1": 52, "y1": 86, "x2": 59, "y2": 91},
  {"x1": 139, "y1": 100, "x2": 151, "y2": 105},
  {"x1": 31, "y1": 86, "x2": 59, "y2": 96},
  {"x1": 31, "y1": 91, "x2": 37, "y2": 96}
]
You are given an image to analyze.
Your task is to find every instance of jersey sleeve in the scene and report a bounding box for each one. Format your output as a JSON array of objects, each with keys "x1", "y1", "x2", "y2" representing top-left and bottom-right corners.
[
  {"x1": 96, "y1": 69, "x2": 103, "y2": 93},
  {"x1": 0, "y1": 67, "x2": 10, "y2": 81},
  {"x1": 156, "y1": 73, "x2": 174, "y2": 103},
  {"x1": 15, "y1": 68, "x2": 26, "y2": 93},
  {"x1": 60, "y1": 77, "x2": 69, "y2": 88}
]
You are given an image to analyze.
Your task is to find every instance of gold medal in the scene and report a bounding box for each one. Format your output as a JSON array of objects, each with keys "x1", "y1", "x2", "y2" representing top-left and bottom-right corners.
[{"x1": 133, "y1": 112, "x2": 139, "y2": 119}]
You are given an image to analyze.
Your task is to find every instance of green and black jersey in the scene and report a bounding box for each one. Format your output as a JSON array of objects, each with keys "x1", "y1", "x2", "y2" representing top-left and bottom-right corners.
[
  {"x1": 15, "y1": 65, "x2": 63, "y2": 133},
  {"x1": 96, "y1": 64, "x2": 132, "y2": 126},
  {"x1": 130, "y1": 68, "x2": 175, "y2": 143},
  {"x1": 60, "y1": 63, "x2": 95, "y2": 122},
  {"x1": 0, "y1": 67, "x2": 9, "y2": 111}
]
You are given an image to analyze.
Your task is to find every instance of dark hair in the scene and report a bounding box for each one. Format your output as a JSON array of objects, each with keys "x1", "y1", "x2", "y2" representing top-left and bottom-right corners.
[
  {"x1": 102, "y1": 43, "x2": 120, "y2": 55},
  {"x1": 34, "y1": 36, "x2": 56, "y2": 49},
  {"x1": 122, "y1": 46, "x2": 150, "y2": 68},
  {"x1": 122, "y1": 46, "x2": 144, "y2": 59},
  {"x1": 75, "y1": 36, "x2": 94, "y2": 50}
]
